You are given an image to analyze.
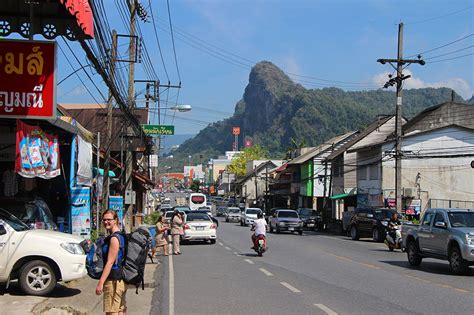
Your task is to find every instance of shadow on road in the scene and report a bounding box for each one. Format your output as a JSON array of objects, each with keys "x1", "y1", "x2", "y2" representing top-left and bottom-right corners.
[
  {"x1": 242, "y1": 253, "x2": 259, "y2": 257},
  {"x1": 379, "y1": 260, "x2": 474, "y2": 276},
  {"x1": 4, "y1": 282, "x2": 82, "y2": 298}
]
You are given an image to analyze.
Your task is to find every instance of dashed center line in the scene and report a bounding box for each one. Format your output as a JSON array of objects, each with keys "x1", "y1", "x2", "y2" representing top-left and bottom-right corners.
[
  {"x1": 314, "y1": 303, "x2": 338, "y2": 315},
  {"x1": 280, "y1": 282, "x2": 301, "y2": 293},
  {"x1": 224, "y1": 246, "x2": 231, "y2": 251},
  {"x1": 244, "y1": 259, "x2": 254, "y2": 265},
  {"x1": 218, "y1": 242, "x2": 224, "y2": 246},
  {"x1": 259, "y1": 268, "x2": 273, "y2": 276}
]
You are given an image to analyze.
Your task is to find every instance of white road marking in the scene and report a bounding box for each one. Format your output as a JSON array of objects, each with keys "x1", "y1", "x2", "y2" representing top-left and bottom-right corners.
[
  {"x1": 225, "y1": 246, "x2": 231, "y2": 251},
  {"x1": 259, "y1": 268, "x2": 274, "y2": 276},
  {"x1": 280, "y1": 282, "x2": 301, "y2": 293},
  {"x1": 233, "y1": 251, "x2": 239, "y2": 255},
  {"x1": 168, "y1": 243, "x2": 174, "y2": 315},
  {"x1": 314, "y1": 304, "x2": 338, "y2": 315},
  {"x1": 218, "y1": 242, "x2": 224, "y2": 246},
  {"x1": 244, "y1": 259, "x2": 254, "y2": 265}
]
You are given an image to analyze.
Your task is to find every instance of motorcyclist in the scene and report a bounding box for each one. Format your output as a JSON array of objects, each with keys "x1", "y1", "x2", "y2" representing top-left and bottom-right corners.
[
  {"x1": 387, "y1": 212, "x2": 401, "y2": 243},
  {"x1": 251, "y1": 211, "x2": 267, "y2": 249}
]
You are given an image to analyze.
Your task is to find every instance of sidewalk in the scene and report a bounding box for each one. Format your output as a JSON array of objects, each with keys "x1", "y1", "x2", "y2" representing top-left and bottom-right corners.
[{"x1": 1, "y1": 256, "x2": 161, "y2": 315}]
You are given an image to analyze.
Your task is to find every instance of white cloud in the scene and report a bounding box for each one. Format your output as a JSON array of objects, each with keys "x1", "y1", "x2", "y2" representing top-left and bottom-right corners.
[
  {"x1": 70, "y1": 86, "x2": 87, "y2": 97},
  {"x1": 372, "y1": 70, "x2": 473, "y2": 100}
]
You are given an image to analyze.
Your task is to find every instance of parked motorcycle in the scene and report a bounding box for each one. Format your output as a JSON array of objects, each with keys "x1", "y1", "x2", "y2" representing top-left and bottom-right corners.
[
  {"x1": 384, "y1": 226, "x2": 404, "y2": 251},
  {"x1": 253, "y1": 234, "x2": 267, "y2": 257}
]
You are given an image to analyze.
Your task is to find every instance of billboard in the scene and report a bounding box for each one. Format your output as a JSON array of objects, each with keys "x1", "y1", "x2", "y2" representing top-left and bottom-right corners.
[
  {"x1": 71, "y1": 187, "x2": 91, "y2": 239},
  {"x1": 0, "y1": 39, "x2": 56, "y2": 119}
]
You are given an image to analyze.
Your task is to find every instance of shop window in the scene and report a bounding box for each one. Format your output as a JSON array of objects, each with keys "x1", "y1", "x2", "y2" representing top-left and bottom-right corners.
[
  {"x1": 359, "y1": 165, "x2": 367, "y2": 180},
  {"x1": 369, "y1": 163, "x2": 380, "y2": 180}
]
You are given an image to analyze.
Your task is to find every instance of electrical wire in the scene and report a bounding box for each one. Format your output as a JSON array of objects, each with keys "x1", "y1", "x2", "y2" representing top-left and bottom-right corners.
[
  {"x1": 423, "y1": 45, "x2": 473, "y2": 60},
  {"x1": 166, "y1": 0, "x2": 181, "y2": 82},
  {"x1": 404, "y1": 5, "x2": 473, "y2": 25},
  {"x1": 426, "y1": 52, "x2": 473, "y2": 64},
  {"x1": 148, "y1": 0, "x2": 170, "y2": 82},
  {"x1": 406, "y1": 33, "x2": 473, "y2": 58}
]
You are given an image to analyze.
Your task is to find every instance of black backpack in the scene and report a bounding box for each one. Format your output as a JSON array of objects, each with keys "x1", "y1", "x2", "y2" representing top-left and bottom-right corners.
[{"x1": 121, "y1": 227, "x2": 152, "y2": 293}]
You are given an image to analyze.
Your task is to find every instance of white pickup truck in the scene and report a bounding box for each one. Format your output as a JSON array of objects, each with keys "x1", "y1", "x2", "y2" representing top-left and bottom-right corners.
[{"x1": 0, "y1": 208, "x2": 87, "y2": 296}]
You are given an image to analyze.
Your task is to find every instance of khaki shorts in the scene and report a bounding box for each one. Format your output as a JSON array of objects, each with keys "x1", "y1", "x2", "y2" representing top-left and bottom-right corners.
[{"x1": 103, "y1": 279, "x2": 127, "y2": 313}]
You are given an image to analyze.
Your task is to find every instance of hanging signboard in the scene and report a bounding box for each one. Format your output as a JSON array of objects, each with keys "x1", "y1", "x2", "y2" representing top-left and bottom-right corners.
[
  {"x1": 0, "y1": 39, "x2": 56, "y2": 119},
  {"x1": 109, "y1": 196, "x2": 124, "y2": 229},
  {"x1": 142, "y1": 124, "x2": 174, "y2": 135},
  {"x1": 71, "y1": 187, "x2": 91, "y2": 239},
  {"x1": 15, "y1": 120, "x2": 61, "y2": 178}
]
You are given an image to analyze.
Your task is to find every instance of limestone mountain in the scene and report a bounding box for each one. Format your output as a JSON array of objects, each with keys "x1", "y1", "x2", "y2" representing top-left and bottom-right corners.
[{"x1": 167, "y1": 61, "x2": 467, "y2": 168}]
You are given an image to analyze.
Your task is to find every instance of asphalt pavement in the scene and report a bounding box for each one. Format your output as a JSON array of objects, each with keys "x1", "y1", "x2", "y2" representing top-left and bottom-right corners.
[{"x1": 158, "y1": 216, "x2": 474, "y2": 315}]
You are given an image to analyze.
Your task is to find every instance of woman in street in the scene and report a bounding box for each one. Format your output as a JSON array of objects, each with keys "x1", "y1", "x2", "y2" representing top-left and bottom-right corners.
[
  {"x1": 171, "y1": 210, "x2": 184, "y2": 255},
  {"x1": 153, "y1": 215, "x2": 169, "y2": 256},
  {"x1": 95, "y1": 209, "x2": 127, "y2": 315}
]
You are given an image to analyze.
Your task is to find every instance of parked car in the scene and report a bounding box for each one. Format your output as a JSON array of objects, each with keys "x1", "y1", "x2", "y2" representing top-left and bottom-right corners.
[
  {"x1": 297, "y1": 208, "x2": 322, "y2": 230},
  {"x1": 225, "y1": 207, "x2": 241, "y2": 222},
  {"x1": 241, "y1": 208, "x2": 262, "y2": 226},
  {"x1": 265, "y1": 207, "x2": 281, "y2": 223},
  {"x1": 182, "y1": 212, "x2": 217, "y2": 244},
  {"x1": 269, "y1": 209, "x2": 303, "y2": 235},
  {"x1": 216, "y1": 206, "x2": 228, "y2": 217},
  {"x1": 173, "y1": 206, "x2": 191, "y2": 212},
  {"x1": 402, "y1": 208, "x2": 474, "y2": 275},
  {"x1": 0, "y1": 208, "x2": 87, "y2": 296},
  {"x1": 160, "y1": 204, "x2": 173, "y2": 213},
  {"x1": 349, "y1": 207, "x2": 396, "y2": 242}
]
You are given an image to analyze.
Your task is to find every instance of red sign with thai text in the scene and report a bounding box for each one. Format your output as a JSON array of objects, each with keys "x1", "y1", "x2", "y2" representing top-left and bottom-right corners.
[{"x1": 0, "y1": 40, "x2": 56, "y2": 119}]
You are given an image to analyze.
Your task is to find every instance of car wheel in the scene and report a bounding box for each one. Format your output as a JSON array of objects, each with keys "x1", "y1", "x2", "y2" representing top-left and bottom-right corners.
[
  {"x1": 406, "y1": 240, "x2": 422, "y2": 266},
  {"x1": 298, "y1": 230, "x2": 303, "y2": 235},
  {"x1": 210, "y1": 239, "x2": 216, "y2": 244},
  {"x1": 449, "y1": 246, "x2": 469, "y2": 275},
  {"x1": 350, "y1": 225, "x2": 359, "y2": 240},
  {"x1": 19, "y1": 260, "x2": 56, "y2": 296},
  {"x1": 372, "y1": 228, "x2": 381, "y2": 242}
]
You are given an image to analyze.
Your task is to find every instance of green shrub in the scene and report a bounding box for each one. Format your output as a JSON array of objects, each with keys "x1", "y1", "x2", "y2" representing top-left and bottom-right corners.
[{"x1": 144, "y1": 212, "x2": 161, "y2": 225}]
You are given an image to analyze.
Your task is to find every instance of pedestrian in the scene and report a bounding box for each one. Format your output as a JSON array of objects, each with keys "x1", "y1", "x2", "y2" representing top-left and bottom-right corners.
[
  {"x1": 153, "y1": 215, "x2": 169, "y2": 257},
  {"x1": 170, "y1": 210, "x2": 184, "y2": 255},
  {"x1": 95, "y1": 209, "x2": 127, "y2": 315}
]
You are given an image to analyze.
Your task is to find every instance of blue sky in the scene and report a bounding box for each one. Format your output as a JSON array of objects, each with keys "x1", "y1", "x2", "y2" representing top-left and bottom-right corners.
[{"x1": 56, "y1": 0, "x2": 473, "y2": 138}]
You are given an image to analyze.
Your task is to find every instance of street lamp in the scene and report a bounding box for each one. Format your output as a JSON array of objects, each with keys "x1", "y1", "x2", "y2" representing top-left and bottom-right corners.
[{"x1": 169, "y1": 104, "x2": 192, "y2": 112}]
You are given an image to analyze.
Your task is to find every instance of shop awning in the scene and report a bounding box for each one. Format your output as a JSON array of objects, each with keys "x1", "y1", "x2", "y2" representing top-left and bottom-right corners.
[
  {"x1": 94, "y1": 167, "x2": 116, "y2": 177},
  {"x1": 330, "y1": 193, "x2": 352, "y2": 199},
  {"x1": 59, "y1": 0, "x2": 94, "y2": 38}
]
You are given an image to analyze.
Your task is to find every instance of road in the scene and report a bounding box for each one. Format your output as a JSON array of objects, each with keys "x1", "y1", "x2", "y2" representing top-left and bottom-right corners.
[{"x1": 154, "y1": 215, "x2": 473, "y2": 315}]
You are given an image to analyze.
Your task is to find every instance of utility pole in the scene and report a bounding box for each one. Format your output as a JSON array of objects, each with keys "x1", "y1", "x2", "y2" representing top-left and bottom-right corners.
[
  {"x1": 102, "y1": 29, "x2": 118, "y2": 213},
  {"x1": 125, "y1": 0, "x2": 137, "y2": 231},
  {"x1": 265, "y1": 164, "x2": 268, "y2": 214},
  {"x1": 378, "y1": 22, "x2": 425, "y2": 214}
]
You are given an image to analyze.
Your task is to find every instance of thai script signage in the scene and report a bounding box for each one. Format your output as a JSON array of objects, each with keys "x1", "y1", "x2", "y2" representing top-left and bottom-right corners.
[
  {"x1": 0, "y1": 39, "x2": 56, "y2": 119},
  {"x1": 142, "y1": 124, "x2": 175, "y2": 135},
  {"x1": 15, "y1": 120, "x2": 61, "y2": 179}
]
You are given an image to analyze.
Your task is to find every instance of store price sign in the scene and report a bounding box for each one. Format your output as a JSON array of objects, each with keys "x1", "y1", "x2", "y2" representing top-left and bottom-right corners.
[{"x1": 0, "y1": 39, "x2": 56, "y2": 119}]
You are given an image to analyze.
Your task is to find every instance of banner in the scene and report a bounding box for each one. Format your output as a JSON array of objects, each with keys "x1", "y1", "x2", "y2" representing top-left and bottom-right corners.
[
  {"x1": 109, "y1": 196, "x2": 124, "y2": 229},
  {"x1": 71, "y1": 187, "x2": 91, "y2": 239},
  {"x1": 76, "y1": 134, "x2": 93, "y2": 186},
  {"x1": 15, "y1": 120, "x2": 61, "y2": 178},
  {"x1": 0, "y1": 40, "x2": 56, "y2": 119}
]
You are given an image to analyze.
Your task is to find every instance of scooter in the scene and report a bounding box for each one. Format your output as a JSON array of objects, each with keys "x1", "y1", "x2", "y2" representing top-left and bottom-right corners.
[
  {"x1": 385, "y1": 226, "x2": 404, "y2": 252},
  {"x1": 253, "y1": 234, "x2": 267, "y2": 257}
]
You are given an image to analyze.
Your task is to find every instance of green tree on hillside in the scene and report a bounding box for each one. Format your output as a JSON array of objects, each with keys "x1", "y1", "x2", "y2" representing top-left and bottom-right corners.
[{"x1": 228, "y1": 145, "x2": 269, "y2": 178}]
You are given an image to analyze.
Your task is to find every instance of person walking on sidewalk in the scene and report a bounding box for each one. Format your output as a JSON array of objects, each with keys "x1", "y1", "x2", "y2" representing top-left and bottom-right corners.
[
  {"x1": 171, "y1": 210, "x2": 184, "y2": 255},
  {"x1": 95, "y1": 209, "x2": 127, "y2": 315},
  {"x1": 153, "y1": 215, "x2": 169, "y2": 257}
]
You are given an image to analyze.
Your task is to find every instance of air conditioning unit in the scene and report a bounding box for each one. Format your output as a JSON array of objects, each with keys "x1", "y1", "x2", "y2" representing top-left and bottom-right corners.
[{"x1": 403, "y1": 187, "x2": 414, "y2": 197}]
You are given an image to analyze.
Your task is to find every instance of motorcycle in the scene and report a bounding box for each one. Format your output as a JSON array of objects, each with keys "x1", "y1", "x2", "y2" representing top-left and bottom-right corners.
[
  {"x1": 384, "y1": 225, "x2": 404, "y2": 251},
  {"x1": 253, "y1": 234, "x2": 267, "y2": 257}
]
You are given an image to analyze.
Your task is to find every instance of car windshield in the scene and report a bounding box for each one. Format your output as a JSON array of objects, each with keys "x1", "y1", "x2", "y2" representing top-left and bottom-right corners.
[
  {"x1": 229, "y1": 208, "x2": 240, "y2": 213},
  {"x1": 278, "y1": 211, "x2": 298, "y2": 218},
  {"x1": 164, "y1": 212, "x2": 173, "y2": 218},
  {"x1": 375, "y1": 209, "x2": 395, "y2": 219},
  {"x1": 0, "y1": 208, "x2": 30, "y2": 231},
  {"x1": 448, "y1": 212, "x2": 474, "y2": 227},
  {"x1": 174, "y1": 207, "x2": 190, "y2": 211},
  {"x1": 186, "y1": 213, "x2": 210, "y2": 221},
  {"x1": 246, "y1": 209, "x2": 261, "y2": 215}
]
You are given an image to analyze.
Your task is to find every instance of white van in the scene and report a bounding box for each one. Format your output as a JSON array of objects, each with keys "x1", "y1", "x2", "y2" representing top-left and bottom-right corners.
[{"x1": 189, "y1": 193, "x2": 207, "y2": 211}]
